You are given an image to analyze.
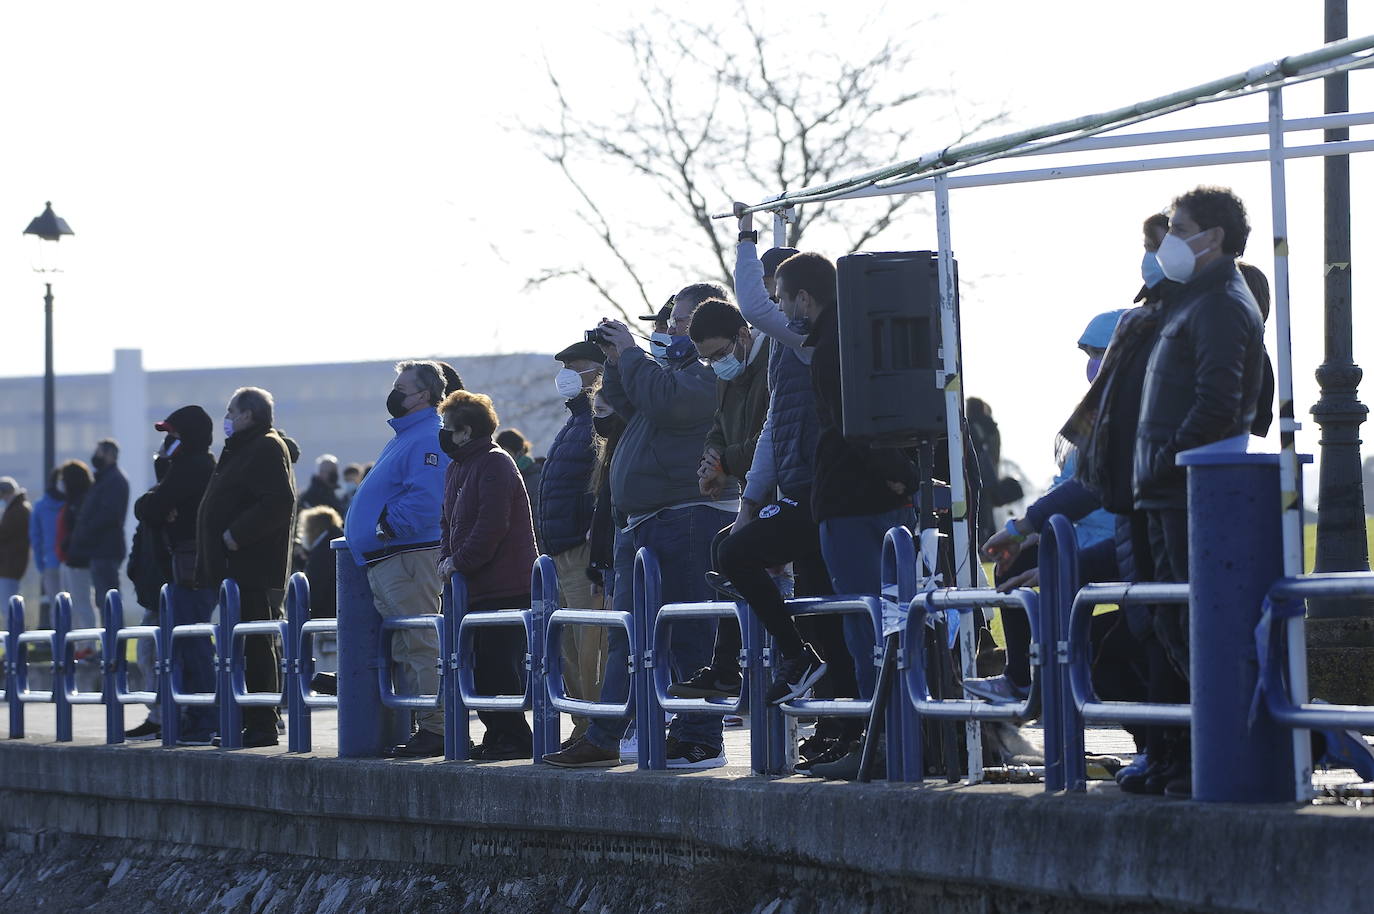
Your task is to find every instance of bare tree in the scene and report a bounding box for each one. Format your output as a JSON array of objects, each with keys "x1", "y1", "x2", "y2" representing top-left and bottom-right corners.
[{"x1": 525, "y1": 6, "x2": 1005, "y2": 320}]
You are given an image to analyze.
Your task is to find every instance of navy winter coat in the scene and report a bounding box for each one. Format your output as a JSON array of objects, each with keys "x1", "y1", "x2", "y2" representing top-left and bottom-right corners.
[{"x1": 537, "y1": 394, "x2": 597, "y2": 556}]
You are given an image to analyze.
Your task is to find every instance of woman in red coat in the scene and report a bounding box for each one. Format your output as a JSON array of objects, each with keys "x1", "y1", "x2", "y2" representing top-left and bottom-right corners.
[{"x1": 437, "y1": 390, "x2": 538, "y2": 760}]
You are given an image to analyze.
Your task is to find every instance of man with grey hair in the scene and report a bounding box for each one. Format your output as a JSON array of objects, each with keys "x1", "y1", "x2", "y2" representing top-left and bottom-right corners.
[
  {"x1": 343, "y1": 360, "x2": 451, "y2": 757},
  {"x1": 196, "y1": 387, "x2": 297, "y2": 747},
  {"x1": 300, "y1": 453, "x2": 343, "y2": 513},
  {"x1": 0, "y1": 477, "x2": 31, "y2": 610}
]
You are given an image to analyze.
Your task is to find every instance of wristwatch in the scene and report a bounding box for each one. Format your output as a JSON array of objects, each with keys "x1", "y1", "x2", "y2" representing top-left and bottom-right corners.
[{"x1": 738, "y1": 230, "x2": 758, "y2": 243}]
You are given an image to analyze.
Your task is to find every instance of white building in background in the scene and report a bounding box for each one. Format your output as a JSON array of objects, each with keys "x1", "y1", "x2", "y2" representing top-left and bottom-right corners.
[{"x1": 0, "y1": 348, "x2": 566, "y2": 619}]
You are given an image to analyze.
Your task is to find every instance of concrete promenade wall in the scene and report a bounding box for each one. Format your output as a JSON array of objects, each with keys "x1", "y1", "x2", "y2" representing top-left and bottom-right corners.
[{"x1": 0, "y1": 741, "x2": 1367, "y2": 913}]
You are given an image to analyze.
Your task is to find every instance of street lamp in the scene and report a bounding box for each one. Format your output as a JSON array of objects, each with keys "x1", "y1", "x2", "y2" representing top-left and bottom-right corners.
[{"x1": 23, "y1": 202, "x2": 74, "y2": 481}]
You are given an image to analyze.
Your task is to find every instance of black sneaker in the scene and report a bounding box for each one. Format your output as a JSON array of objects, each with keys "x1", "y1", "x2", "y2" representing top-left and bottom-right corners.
[
  {"x1": 666, "y1": 740, "x2": 727, "y2": 770},
  {"x1": 766, "y1": 645, "x2": 827, "y2": 705},
  {"x1": 310, "y1": 672, "x2": 337, "y2": 695},
  {"x1": 807, "y1": 742, "x2": 884, "y2": 781},
  {"x1": 472, "y1": 734, "x2": 534, "y2": 761},
  {"x1": 242, "y1": 728, "x2": 280, "y2": 749},
  {"x1": 176, "y1": 730, "x2": 216, "y2": 747},
  {"x1": 124, "y1": 720, "x2": 161, "y2": 741},
  {"x1": 796, "y1": 739, "x2": 853, "y2": 773},
  {"x1": 668, "y1": 666, "x2": 742, "y2": 699},
  {"x1": 704, "y1": 571, "x2": 745, "y2": 602},
  {"x1": 387, "y1": 728, "x2": 443, "y2": 758}
]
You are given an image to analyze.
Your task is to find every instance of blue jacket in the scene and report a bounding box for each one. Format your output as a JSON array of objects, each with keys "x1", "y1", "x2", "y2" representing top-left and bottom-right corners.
[
  {"x1": 29, "y1": 492, "x2": 63, "y2": 572},
  {"x1": 343, "y1": 408, "x2": 449, "y2": 566},
  {"x1": 538, "y1": 394, "x2": 597, "y2": 556}
]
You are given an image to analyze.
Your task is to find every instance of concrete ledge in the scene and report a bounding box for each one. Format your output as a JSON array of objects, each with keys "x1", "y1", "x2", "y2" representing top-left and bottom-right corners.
[{"x1": 0, "y1": 741, "x2": 1367, "y2": 913}]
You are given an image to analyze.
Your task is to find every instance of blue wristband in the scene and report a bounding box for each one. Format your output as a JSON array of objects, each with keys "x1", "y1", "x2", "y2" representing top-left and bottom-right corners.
[{"x1": 1005, "y1": 517, "x2": 1027, "y2": 543}]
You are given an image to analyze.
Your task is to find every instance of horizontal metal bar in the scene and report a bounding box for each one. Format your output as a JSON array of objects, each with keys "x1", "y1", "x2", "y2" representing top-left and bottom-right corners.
[
  {"x1": 303, "y1": 694, "x2": 338, "y2": 709},
  {"x1": 1016, "y1": 111, "x2": 1374, "y2": 157},
  {"x1": 1075, "y1": 582, "x2": 1191, "y2": 606},
  {"x1": 840, "y1": 136, "x2": 1374, "y2": 199},
  {"x1": 380, "y1": 617, "x2": 442, "y2": 632},
  {"x1": 1270, "y1": 573, "x2": 1374, "y2": 602},
  {"x1": 657, "y1": 695, "x2": 744, "y2": 715},
  {"x1": 116, "y1": 690, "x2": 157, "y2": 705},
  {"x1": 171, "y1": 692, "x2": 218, "y2": 707},
  {"x1": 64, "y1": 627, "x2": 104, "y2": 643},
  {"x1": 116, "y1": 626, "x2": 160, "y2": 641},
  {"x1": 234, "y1": 622, "x2": 286, "y2": 637},
  {"x1": 657, "y1": 602, "x2": 741, "y2": 620},
  {"x1": 300, "y1": 619, "x2": 337, "y2": 635},
  {"x1": 171, "y1": 624, "x2": 217, "y2": 640},
  {"x1": 1080, "y1": 700, "x2": 1192, "y2": 727},
  {"x1": 16, "y1": 632, "x2": 55, "y2": 646},
  {"x1": 17, "y1": 690, "x2": 54, "y2": 703},
  {"x1": 66, "y1": 691, "x2": 106, "y2": 706},
  {"x1": 548, "y1": 609, "x2": 632, "y2": 627},
  {"x1": 457, "y1": 610, "x2": 531, "y2": 629},
  {"x1": 910, "y1": 697, "x2": 1029, "y2": 722},
  {"x1": 234, "y1": 694, "x2": 286, "y2": 707},
  {"x1": 461, "y1": 695, "x2": 529, "y2": 712},
  {"x1": 547, "y1": 696, "x2": 632, "y2": 718},
  {"x1": 379, "y1": 693, "x2": 441, "y2": 710},
  {"x1": 1271, "y1": 702, "x2": 1374, "y2": 730},
  {"x1": 778, "y1": 697, "x2": 872, "y2": 718}
]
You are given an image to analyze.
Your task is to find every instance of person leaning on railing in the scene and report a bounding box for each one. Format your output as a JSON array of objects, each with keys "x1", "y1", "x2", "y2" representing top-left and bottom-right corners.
[{"x1": 437, "y1": 389, "x2": 538, "y2": 762}]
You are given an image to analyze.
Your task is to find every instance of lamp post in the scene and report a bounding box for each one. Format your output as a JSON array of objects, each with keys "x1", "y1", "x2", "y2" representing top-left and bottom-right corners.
[{"x1": 22, "y1": 202, "x2": 74, "y2": 481}]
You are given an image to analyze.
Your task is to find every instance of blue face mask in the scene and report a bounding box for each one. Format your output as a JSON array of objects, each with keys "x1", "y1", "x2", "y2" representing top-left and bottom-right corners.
[
  {"x1": 711, "y1": 352, "x2": 745, "y2": 381},
  {"x1": 1141, "y1": 250, "x2": 1166, "y2": 288},
  {"x1": 786, "y1": 315, "x2": 811, "y2": 335},
  {"x1": 663, "y1": 334, "x2": 695, "y2": 362}
]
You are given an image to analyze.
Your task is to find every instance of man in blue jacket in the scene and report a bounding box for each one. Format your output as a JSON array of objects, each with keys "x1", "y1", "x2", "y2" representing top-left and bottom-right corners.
[
  {"x1": 344, "y1": 360, "x2": 451, "y2": 758},
  {"x1": 540, "y1": 339, "x2": 605, "y2": 746},
  {"x1": 28, "y1": 470, "x2": 63, "y2": 629}
]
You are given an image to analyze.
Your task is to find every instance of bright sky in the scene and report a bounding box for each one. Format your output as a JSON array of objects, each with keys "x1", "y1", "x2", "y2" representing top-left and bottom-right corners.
[{"x1": 1, "y1": 1, "x2": 1371, "y2": 493}]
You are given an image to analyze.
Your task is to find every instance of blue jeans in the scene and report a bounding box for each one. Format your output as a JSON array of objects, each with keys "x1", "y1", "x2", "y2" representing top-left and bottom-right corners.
[
  {"x1": 587, "y1": 505, "x2": 730, "y2": 751},
  {"x1": 819, "y1": 508, "x2": 915, "y2": 700},
  {"x1": 169, "y1": 584, "x2": 218, "y2": 735}
]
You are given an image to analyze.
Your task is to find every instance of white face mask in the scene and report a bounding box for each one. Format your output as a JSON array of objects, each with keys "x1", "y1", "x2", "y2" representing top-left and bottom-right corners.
[
  {"x1": 554, "y1": 368, "x2": 585, "y2": 399},
  {"x1": 649, "y1": 332, "x2": 672, "y2": 360},
  {"x1": 1156, "y1": 229, "x2": 1215, "y2": 283}
]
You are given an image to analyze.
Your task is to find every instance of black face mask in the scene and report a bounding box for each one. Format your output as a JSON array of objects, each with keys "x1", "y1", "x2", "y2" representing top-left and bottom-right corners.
[
  {"x1": 386, "y1": 389, "x2": 411, "y2": 418},
  {"x1": 324, "y1": 472, "x2": 339, "y2": 488},
  {"x1": 438, "y1": 429, "x2": 467, "y2": 458},
  {"x1": 592, "y1": 415, "x2": 619, "y2": 439},
  {"x1": 91, "y1": 454, "x2": 106, "y2": 471}
]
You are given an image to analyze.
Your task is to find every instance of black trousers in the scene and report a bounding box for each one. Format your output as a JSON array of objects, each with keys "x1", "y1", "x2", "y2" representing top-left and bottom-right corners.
[
  {"x1": 716, "y1": 496, "x2": 860, "y2": 738},
  {"x1": 240, "y1": 588, "x2": 283, "y2": 733},
  {"x1": 1146, "y1": 507, "x2": 1191, "y2": 759},
  {"x1": 471, "y1": 594, "x2": 533, "y2": 746}
]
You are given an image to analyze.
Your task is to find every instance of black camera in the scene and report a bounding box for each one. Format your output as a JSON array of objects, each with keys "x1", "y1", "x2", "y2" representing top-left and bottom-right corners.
[{"x1": 585, "y1": 328, "x2": 608, "y2": 345}]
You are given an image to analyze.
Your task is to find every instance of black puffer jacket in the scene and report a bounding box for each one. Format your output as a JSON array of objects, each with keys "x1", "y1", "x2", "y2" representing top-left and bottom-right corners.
[{"x1": 1134, "y1": 258, "x2": 1265, "y2": 510}]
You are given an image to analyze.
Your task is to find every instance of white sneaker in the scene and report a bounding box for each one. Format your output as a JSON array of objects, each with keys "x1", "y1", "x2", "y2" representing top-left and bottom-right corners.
[{"x1": 619, "y1": 730, "x2": 638, "y2": 765}]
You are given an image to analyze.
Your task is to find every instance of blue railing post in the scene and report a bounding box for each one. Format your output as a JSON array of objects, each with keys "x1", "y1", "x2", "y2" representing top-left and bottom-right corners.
[
  {"x1": 634, "y1": 548, "x2": 664, "y2": 771},
  {"x1": 530, "y1": 556, "x2": 561, "y2": 763},
  {"x1": 334, "y1": 538, "x2": 406, "y2": 757},
  {"x1": 443, "y1": 573, "x2": 471, "y2": 761},
  {"x1": 159, "y1": 586, "x2": 181, "y2": 748},
  {"x1": 285, "y1": 573, "x2": 310, "y2": 752},
  {"x1": 7, "y1": 596, "x2": 24, "y2": 739},
  {"x1": 53, "y1": 593, "x2": 72, "y2": 742},
  {"x1": 103, "y1": 590, "x2": 125, "y2": 744},
  {"x1": 881, "y1": 527, "x2": 919, "y2": 783},
  {"x1": 745, "y1": 603, "x2": 770, "y2": 775},
  {"x1": 1177, "y1": 443, "x2": 1293, "y2": 802},
  {"x1": 1038, "y1": 515, "x2": 1083, "y2": 791},
  {"x1": 217, "y1": 580, "x2": 243, "y2": 748}
]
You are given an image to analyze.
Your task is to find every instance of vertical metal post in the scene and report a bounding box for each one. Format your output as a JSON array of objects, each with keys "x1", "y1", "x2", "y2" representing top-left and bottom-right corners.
[
  {"x1": 443, "y1": 574, "x2": 471, "y2": 761},
  {"x1": 1310, "y1": 0, "x2": 1372, "y2": 616},
  {"x1": 159, "y1": 586, "x2": 180, "y2": 747},
  {"x1": 43, "y1": 283, "x2": 55, "y2": 481},
  {"x1": 933, "y1": 175, "x2": 983, "y2": 782},
  {"x1": 634, "y1": 548, "x2": 665, "y2": 771},
  {"x1": 772, "y1": 210, "x2": 787, "y2": 249},
  {"x1": 530, "y1": 557, "x2": 562, "y2": 764},
  {"x1": 335, "y1": 539, "x2": 403, "y2": 757},
  {"x1": 217, "y1": 580, "x2": 243, "y2": 749},
  {"x1": 103, "y1": 590, "x2": 125, "y2": 744},
  {"x1": 53, "y1": 593, "x2": 71, "y2": 742},
  {"x1": 1267, "y1": 87, "x2": 1315, "y2": 799},
  {"x1": 745, "y1": 601, "x2": 770, "y2": 775},
  {"x1": 7, "y1": 597, "x2": 24, "y2": 739},
  {"x1": 285, "y1": 575, "x2": 309, "y2": 753}
]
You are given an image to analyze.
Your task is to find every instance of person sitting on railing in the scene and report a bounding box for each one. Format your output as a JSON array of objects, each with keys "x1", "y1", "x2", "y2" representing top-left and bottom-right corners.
[
  {"x1": 1131, "y1": 186, "x2": 1266, "y2": 800},
  {"x1": 544, "y1": 282, "x2": 734, "y2": 771},
  {"x1": 437, "y1": 390, "x2": 539, "y2": 761},
  {"x1": 125, "y1": 405, "x2": 219, "y2": 744},
  {"x1": 196, "y1": 387, "x2": 298, "y2": 749},
  {"x1": 342, "y1": 361, "x2": 451, "y2": 759}
]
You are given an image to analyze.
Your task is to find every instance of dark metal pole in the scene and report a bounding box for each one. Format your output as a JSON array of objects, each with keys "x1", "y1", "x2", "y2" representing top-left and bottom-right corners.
[
  {"x1": 1309, "y1": 0, "x2": 1372, "y2": 617},
  {"x1": 43, "y1": 282, "x2": 55, "y2": 481}
]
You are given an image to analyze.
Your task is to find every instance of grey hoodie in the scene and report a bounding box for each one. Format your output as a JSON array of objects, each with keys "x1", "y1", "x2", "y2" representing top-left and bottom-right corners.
[{"x1": 601, "y1": 347, "x2": 737, "y2": 519}]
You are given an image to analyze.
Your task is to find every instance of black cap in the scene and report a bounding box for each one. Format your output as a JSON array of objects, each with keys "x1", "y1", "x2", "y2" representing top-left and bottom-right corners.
[
  {"x1": 761, "y1": 247, "x2": 799, "y2": 278},
  {"x1": 554, "y1": 341, "x2": 607, "y2": 364},
  {"x1": 637, "y1": 298, "x2": 674, "y2": 323}
]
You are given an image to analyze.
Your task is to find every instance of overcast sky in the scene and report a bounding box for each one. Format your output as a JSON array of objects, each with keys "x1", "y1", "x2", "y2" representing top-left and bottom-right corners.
[{"x1": 1, "y1": 0, "x2": 1371, "y2": 491}]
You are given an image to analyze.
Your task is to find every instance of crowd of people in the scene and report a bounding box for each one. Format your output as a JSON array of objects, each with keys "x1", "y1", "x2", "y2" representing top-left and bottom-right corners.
[{"x1": 0, "y1": 184, "x2": 1272, "y2": 792}]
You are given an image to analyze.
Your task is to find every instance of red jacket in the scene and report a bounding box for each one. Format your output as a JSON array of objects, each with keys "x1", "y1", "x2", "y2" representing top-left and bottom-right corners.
[{"x1": 440, "y1": 438, "x2": 537, "y2": 604}]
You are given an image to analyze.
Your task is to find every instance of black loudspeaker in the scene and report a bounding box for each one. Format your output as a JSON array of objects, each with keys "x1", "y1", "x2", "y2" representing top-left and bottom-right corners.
[{"x1": 836, "y1": 250, "x2": 949, "y2": 447}]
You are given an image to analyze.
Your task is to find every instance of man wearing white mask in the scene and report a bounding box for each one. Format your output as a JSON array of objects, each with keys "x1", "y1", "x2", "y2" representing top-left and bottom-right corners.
[
  {"x1": 1134, "y1": 185, "x2": 1265, "y2": 799},
  {"x1": 540, "y1": 339, "x2": 606, "y2": 746}
]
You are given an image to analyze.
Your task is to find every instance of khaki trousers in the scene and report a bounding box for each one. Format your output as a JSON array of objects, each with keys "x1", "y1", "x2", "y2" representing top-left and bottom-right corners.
[
  {"x1": 368, "y1": 548, "x2": 444, "y2": 735},
  {"x1": 554, "y1": 543, "x2": 607, "y2": 740}
]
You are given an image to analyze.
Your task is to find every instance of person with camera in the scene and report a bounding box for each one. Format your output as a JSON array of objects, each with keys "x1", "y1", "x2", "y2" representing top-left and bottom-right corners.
[{"x1": 543, "y1": 282, "x2": 734, "y2": 770}]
